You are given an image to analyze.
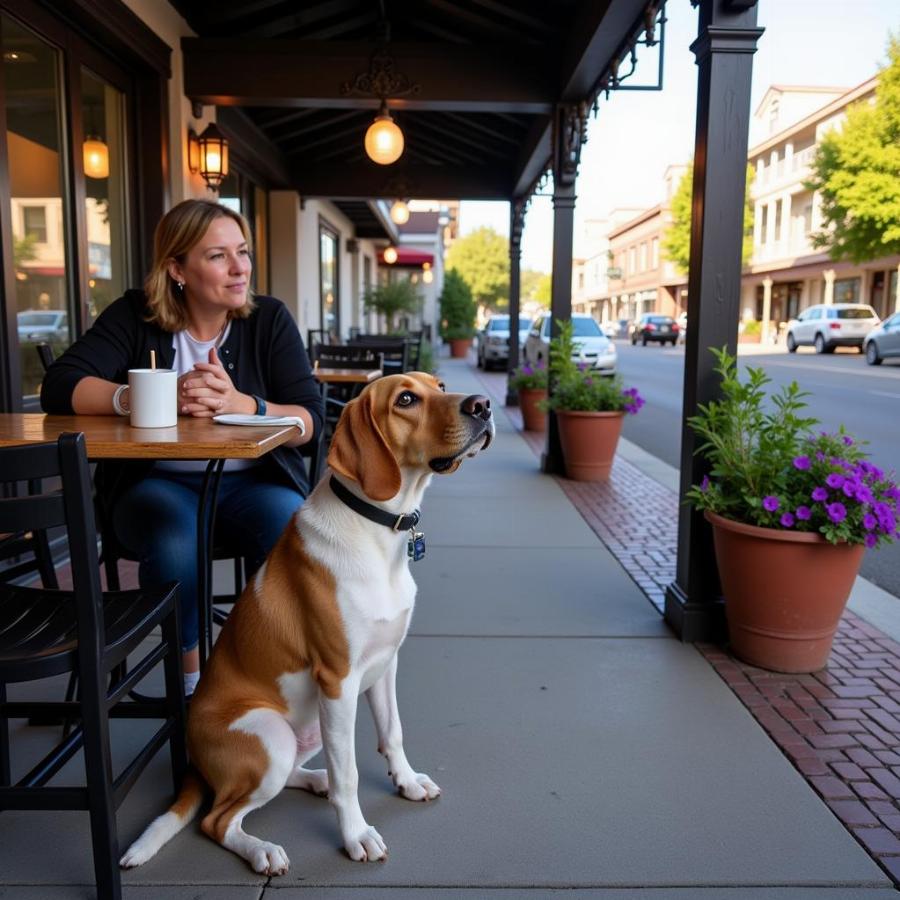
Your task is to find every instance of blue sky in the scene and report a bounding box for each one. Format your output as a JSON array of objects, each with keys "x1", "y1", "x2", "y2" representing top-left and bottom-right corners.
[{"x1": 457, "y1": 0, "x2": 900, "y2": 273}]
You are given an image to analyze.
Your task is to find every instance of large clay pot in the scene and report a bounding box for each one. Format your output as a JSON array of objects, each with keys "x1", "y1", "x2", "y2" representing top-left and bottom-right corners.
[
  {"x1": 706, "y1": 510, "x2": 865, "y2": 673},
  {"x1": 556, "y1": 410, "x2": 624, "y2": 481},
  {"x1": 449, "y1": 338, "x2": 472, "y2": 358},
  {"x1": 518, "y1": 388, "x2": 547, "y2": 432}
]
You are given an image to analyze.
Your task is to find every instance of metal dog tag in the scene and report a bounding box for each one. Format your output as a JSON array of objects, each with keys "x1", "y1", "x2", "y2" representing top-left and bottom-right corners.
[{"x1": 407, "y1": 530, "x2": 426, "y2": 562}]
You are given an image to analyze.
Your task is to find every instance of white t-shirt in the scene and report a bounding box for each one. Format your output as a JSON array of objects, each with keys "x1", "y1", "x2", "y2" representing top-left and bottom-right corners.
[{"x1": 156, "y1": 322, "x2": 258, "y2": 473}]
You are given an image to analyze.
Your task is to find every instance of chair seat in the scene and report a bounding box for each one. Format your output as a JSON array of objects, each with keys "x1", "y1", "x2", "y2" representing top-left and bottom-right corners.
[{"x1": 0, "y1": 581, "x2": 178, "y2": 683}]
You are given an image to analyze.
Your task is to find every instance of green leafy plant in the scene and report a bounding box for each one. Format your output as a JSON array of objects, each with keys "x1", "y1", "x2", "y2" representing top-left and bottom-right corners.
[
  {"x1": 439, "y1": 268, "x2": 477, "y2": 340},
  {"x1": 509, "y1": 359, "x2": 548, "y2": 391},
  {"x1": 363, "y1": 278, "x2": 422, "y2": 333},
  {"x1": 544, "y1": 319, "x2": 643, "y2": 414},
  {"x1": 687, "y1": 348, "x2": 899, "y2": 547},
  {"x1": 741, "y1": 319, "x2": 761, "y2": 337}
]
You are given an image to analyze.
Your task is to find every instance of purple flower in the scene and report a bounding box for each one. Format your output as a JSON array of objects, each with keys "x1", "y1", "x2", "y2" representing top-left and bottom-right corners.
[
  {"x1": 793, "y1": 455, "x2": 811, "y2": 471},
  {"x1": 863, "y1": 513, "x2": 878, "y2": 531},
  {"x1": 796, "y1": 505, "x2": 812, "y2": 521},
  {"x1": 762, "y1": 495, "x2": 780, "y2": 512},
  {"x1": 825, "y1": 473, "x2": 845, "y2": 489},
  {"x1": 826, "y1": 502, "x2": 847, "y2": 523},
  {"x1": 816, "y1": 451, "x2": 826, "y2": 461},
  {"x1": 865, "y1": 533, "x2": 878, "y2": 548},
  {"x1": 855, "y1": 484, "x2": 873, "y2": 504},
  {"x1": 812, "y1": 487, "x2": 829, "y2": 502},
  {"x1": 843, "y1": 435, "x2": 854, "y2": 446},
  {"x1": 841, "y1": 480, "x2": 857, "y2": 498},
  {"x1": 780, "y1": 512, "x2": 795, "y2": 528},
  {"x1": 700, "y1": 475, "x2": 711, "y2": 493}
]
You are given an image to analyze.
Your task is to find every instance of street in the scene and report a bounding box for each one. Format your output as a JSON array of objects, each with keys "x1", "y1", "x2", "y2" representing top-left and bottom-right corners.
[{"x1": 615, "y1": 341, "x2": 900, "y2": 598}]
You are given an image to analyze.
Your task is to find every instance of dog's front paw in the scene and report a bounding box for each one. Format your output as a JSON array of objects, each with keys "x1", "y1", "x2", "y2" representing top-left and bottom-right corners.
[
  {"x1": 250, "y1": 841, "x2": 290, "y2": 876},
  {"x1": 344, "y1": 824, "x2": 387, "y2": 862},
  {"x1": 396, "y1": 771, "x2": 441, "y2": 802}
]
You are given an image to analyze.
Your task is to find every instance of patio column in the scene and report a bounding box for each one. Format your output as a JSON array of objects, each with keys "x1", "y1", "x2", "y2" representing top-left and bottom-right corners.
[
  {"x1": 761, "y1": 276, "x2": 773, "y2": 344},
  {"x1": 665, "y1": 0, "x2": 763, "y2": 642},
  {"x1": 823, "y1": 268, "x2": 836, "y2": 305},
  {"x1": 506, "y1": 198, "x2": 527, "y2": 406},
  {"x1": 543, "y1": 103, "x2": 588, "y2": 474}
]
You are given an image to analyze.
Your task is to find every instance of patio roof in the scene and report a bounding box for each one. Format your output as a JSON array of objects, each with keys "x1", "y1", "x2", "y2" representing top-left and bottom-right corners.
[{"x1": 172, "y1": 0, "x2": 652, "y2": 200}]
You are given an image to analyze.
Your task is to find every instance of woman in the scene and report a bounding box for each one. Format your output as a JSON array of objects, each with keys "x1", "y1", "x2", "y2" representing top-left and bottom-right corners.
[{"x1": 41, "y1": 199, "x2": 323, "y2": 694}]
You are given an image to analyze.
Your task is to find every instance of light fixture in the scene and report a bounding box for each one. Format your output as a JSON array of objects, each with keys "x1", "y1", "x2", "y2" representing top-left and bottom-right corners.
[
  {"x1": 389, "y1": 199, "x2": 410, "y2": 224},
  {"x1": 83, "y1": 137, "x2": 109, "y2": 179},
  {"x1": 410, "y1": 273, "x2": 419, "y2": 284},
  {"x1": 383, "y1": 246, "x2": 398, "y2": 264},
  {"x1": 188, "y1": 123, "x2": 229, "y2": 189},
  {"x1": 422, "y1": 261, "x2": 431, "y2": 271},
  {"x1": 422, "y1": 269, "x2": 433, "y2": 284},
  {"x1": 365, "y1": 102, "x2": 404, "y2": 166}
]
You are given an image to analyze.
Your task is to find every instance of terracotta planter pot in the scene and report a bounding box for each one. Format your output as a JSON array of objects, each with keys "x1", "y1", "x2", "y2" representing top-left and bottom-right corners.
[
  {"x1": 706, "y1": 510, "x2": 865, "y2": 673},
  {"x1": 518, "y1": 388, "x2": 547, "y2": 432},
  {"x1": 449, "y1": 338, "x2": 472, "y2": 358},
  {"x1": 556, "y1": 410, "x2": 624, "y2": 481}
]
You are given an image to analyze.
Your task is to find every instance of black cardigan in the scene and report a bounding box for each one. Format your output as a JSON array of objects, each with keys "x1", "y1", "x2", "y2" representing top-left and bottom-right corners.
[{"x1": 41, "y1": 289, "x2": 324, "y2": 505}]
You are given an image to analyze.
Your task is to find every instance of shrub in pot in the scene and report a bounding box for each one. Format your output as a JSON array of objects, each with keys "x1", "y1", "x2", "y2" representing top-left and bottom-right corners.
[
  {"x1": 439, "y1": 269, "x2": 477, "y2": 357},
  {"x1": 509, "y1": 360, "x2": 548, "y2": 432},
  {"x1": 687, "y1": 348, "x2": 899, "y2": 672},
  {"x1": 545, "y1": 319, "x2": 644, "y2": 481}
]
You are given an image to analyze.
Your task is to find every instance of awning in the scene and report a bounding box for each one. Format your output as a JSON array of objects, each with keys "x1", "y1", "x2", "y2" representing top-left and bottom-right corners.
[{"x1": 381, "y1": 248, "x2": 434, "y2": 267}]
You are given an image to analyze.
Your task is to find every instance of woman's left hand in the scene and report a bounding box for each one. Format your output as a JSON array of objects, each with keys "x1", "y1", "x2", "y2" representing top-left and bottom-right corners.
[{"x1": 179, "y1": 347, "x2": 253, "y2": 417}]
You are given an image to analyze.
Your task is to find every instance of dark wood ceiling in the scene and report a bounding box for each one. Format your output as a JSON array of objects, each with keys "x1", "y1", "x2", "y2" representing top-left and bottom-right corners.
[{"x1": 171, "y1": 0, "x2": 650, "y2": 201}]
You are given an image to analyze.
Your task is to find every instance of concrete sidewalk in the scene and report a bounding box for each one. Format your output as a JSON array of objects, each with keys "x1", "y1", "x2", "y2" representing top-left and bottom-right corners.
[{"x1": 1, "y1": 358, "x2": 894, "y2": 898}]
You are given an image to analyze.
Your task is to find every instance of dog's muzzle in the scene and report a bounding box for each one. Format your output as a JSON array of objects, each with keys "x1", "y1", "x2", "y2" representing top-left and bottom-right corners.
[{"x1": 429, "y1": 394, "x2": 494, "y2": 472}]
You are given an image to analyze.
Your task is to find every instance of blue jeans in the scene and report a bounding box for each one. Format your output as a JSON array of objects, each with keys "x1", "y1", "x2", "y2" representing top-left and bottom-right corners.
[{"x1": 111, "y1": 466, "x2": 304, "y2": 652}]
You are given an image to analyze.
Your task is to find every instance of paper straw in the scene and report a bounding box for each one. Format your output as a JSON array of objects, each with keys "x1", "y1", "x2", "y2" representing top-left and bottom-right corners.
[{"x1": 150, "y1": 350, "x2": 156, "y2": 370}]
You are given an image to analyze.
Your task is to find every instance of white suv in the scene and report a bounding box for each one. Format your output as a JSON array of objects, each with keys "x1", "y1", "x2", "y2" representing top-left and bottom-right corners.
[
  {"x1": 786, "y1": 303, "x2": 880, "y2": 354},
  {"x1": 523, "y1": 314, "x2": 616, "y2": 375}
]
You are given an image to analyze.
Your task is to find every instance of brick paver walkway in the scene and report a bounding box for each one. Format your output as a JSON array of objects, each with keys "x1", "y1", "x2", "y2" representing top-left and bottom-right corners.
[{"x1": 477, "y1": 367, "x2": 900, "y2": 886}]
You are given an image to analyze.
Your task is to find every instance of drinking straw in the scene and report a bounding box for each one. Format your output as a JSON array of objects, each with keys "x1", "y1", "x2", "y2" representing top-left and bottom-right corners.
[{"x1": 150, "y1": 350, "x2": 156, "y2": 370}]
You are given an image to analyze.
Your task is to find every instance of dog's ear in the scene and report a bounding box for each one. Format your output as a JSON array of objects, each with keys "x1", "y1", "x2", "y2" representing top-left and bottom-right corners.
[{"x1": 327, "y1": 389, "x2": 401, "y2": 501}]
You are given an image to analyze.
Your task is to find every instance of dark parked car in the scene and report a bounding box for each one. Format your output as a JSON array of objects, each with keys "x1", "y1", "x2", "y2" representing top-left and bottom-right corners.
[
  {"x1": 630, "y1": 313, "x2": 680, "y2": 346},
  {"x1": 476, "y1": 315, "x2": 531, "y2": 370}
]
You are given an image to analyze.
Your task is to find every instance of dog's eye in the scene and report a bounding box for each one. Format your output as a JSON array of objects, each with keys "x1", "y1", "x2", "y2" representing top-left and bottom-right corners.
[
  {"x1": 396, "y1": 391, "x2": 418, "y2": 407},
  {"x1": 437, "y1": 381, "x2": 446, "y2": 392}
]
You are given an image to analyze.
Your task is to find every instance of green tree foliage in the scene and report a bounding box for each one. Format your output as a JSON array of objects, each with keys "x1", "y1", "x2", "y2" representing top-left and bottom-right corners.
[
  {"x1": 662, "y1": 162, "x2": 755, "y2": 275},
  {"x1": 533, "y1": 273, "x2": 552, "y2": 308},
  {"x1": 520, "y1": 269, "x2": 544, "y2": 304},
  {"x1": 13, "y1": 233, "x2": 38, "y2": 268},
  {"x1": 806, "y1": 36, "x2": 900, "y2": 264},
  {"x1": 445, "y1": 226, "x2": 509, "y2": 309},
  {"x1": 363, "y1": 278, "x2": 422, "y2": 332},
  {"x1": 439, "y1": 268, "x2": 477, "y2": 340}
]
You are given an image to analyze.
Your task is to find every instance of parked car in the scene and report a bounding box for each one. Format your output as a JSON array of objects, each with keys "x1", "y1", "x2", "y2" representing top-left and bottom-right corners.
[
  {"x1": 523, "y1": 313, "x2": 616, "y2": 375},
  {"x1": 476, "y1": 315, "x2": 532, "y2": 370},
  {"x1": 630, "y1": 313, "x2": 680, "y2": 346},
  {"x1": 786, "y1": 303, "x2": 880, "y2": 354},
  {"x1": 863, "y1": 311, "x2": 900, "y2": 365},
  {"x1": 17, "y1": 309, "x2": 68, "y2": 343},
  {"x1": 600, "y1": 320, "x2": 619, "y2": 339}
]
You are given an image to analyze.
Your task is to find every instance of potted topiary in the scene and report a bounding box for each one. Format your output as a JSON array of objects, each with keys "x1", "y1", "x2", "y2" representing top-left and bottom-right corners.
[
  {"x1": 509, "y1": 360, "x2": 548, "y2": 432},
  {"x1": 687, "y1": 348, "x2": 899, "y2": 673},
  {"x1": 363, "y1": 278, "x2": 422, "y2": 333},
  {"x1": 546, "y1": 319, "x2": 644, "y2": 480},
  {"x1": 439, "y1": 269, "x2": 477, "y2": 358}
]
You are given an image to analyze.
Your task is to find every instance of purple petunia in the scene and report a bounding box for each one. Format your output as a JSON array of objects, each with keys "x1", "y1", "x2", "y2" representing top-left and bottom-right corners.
[
  {"x1": 793, "y1": 455, "x2": 811, "y2": 471},
  {"x1": 796, "y1": 505, "x2": 812, "y2": 521},
  {"x1": 700, "y1": 475, "x2": 710, "y2": 493},
  {"x1": 780, "y1": 512, "x2": 795, "y2": 528},
  {"x1": 826, "y1": 473, "x2": 845, "y2": 489},
  {"x1": 826, "y1": 502, "x2": 847, "y2": 524},
  {"x1": 762, "y1": 495, "x2": 780, "y2": 512},
  {"x1": 865, "y1": 533, "x2": 878, "y2": 549},
  {"x1": 842, "y1": 480, "x2": 857, "y2": 498},
  {"x1": 856, "y1": 484, "x2": 874, "y2": 504},
  {"x1": 812, "y1": 487, "x2": 829, "y2": 502},
  {"x1": 863, "y1": 513, "x2": 878, "y2": 531},
  {"x1": 843, "y1": 435, "x2": 854, "y2": 446}
]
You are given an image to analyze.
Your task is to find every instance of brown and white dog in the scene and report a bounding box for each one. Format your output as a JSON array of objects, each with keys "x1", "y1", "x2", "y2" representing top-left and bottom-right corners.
[{"x1": 120, "y1": 372, "x2": 493, "y2": 875}]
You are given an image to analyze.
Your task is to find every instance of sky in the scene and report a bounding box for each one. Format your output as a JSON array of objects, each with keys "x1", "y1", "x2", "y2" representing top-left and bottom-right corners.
[{"x1": 456, "y1": 0, "x2": 900, "y2": 273}]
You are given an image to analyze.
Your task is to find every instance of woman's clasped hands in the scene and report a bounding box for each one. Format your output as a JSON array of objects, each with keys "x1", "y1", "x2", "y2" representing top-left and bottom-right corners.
[{"x1": 178, "y1": 347, "x2": 251, "y2": 417}]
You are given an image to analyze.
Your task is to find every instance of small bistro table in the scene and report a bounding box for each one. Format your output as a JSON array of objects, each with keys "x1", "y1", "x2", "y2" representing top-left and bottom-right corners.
[
  {"x1": 313, "y1": 366, "x2": 382, "y2": 385},
  {"x1": 0, "y1": 413, "x2": 299, "y2": 665}
]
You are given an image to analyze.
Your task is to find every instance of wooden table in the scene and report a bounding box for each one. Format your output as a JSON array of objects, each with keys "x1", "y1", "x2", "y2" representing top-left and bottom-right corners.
[
  {"x1": 0, "y1": 413, "x2": 299, "y2": 664},
  {"x1": 313, "y1": 366, "x2": 382, "y2": 385}
]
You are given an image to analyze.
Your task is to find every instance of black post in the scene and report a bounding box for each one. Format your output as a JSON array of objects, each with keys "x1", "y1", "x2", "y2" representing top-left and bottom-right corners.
[
  {"x1": 664, "y1": 0, "x2": 764, "y2": 641},
  {"x1": 543, "y1": 103, "x2": 588, "y2": 474},
  {"x1": 506, "y1": 198, "x2": 526, "y2": 406}
]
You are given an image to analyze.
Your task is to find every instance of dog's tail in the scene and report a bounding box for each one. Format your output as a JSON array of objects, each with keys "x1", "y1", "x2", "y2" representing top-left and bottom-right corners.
[{"x1": 119, "y1": 767, "x2": 206, "y2": 869}]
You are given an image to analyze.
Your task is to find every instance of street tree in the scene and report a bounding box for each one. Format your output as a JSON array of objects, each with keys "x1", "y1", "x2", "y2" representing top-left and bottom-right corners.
[
  {"x1": 533, "y1": 273, "x2": 552, "y2": 308},
  {"x1": 806, "y1": 36, "x2": 900, "y2": 264},
  {"x1": 445, "y1": 226, "x2": 509, "y2": 309},
  {"x1": 439, "y1": 268, "x2": 478, "y2": 340},
  {"x1": 663, "y1": 161, "x2": 755, "y2": 275}
]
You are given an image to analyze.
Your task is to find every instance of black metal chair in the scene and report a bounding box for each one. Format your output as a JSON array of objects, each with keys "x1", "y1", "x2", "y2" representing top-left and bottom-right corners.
[
  {"x1": 0, "y1": 433, "x2": 187, "y2": 900},
  {"x1": 347, "y1": 335, "x2": 409, "y2": 375},
  {"x1": 311, "y1": 345, "x2": 384, "y2": 440}
]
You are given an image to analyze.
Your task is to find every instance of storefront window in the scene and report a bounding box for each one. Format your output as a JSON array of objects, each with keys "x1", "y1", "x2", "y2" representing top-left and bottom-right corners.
[
  {"x1": 834, "y1": 277, "x2": 860, "y2": 304},
  {"x1": 3, "y1": 14, "x2": 70, "y2": 399},
  {"x1": 319, "y1": 222, "x2": 339, "y2": 337}
]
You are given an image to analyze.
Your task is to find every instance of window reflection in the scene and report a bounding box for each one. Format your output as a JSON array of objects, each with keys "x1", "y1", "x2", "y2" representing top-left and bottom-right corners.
[{"x1": 320, "y1": 225, "x2": 339, "y2": 338}]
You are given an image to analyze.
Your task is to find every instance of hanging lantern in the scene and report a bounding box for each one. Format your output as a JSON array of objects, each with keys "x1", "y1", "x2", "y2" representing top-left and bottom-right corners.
[
  {"x1": 422, "y1": 269, "x2": 434, "y2": 284},
  {"x1": 365, "y1": 102, "x2": 404, "y2": 166},
  {"x1": 189, "y1": 123, "x2": 229, "y2": 189},
  {"x1": 390, "y1": 199, "x2": 410, "y2": 224},
  {"x1": 383, "y1": 246, "x2": 399, "y2": 264},
  {"x1": 83, "y1": 137, "x2": 109, "y2": 179}
]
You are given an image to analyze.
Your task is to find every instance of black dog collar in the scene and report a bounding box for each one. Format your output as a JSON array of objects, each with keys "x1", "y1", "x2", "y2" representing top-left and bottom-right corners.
[{"x1": 329, "y1": 475, "x2": 421, "y2": 532}]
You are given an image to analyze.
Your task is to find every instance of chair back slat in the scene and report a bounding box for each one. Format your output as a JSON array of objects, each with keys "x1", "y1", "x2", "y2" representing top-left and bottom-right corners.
[
  {"x1": 0, "y1": 441, "x2": 62, "y2": 483},
  {"x1": 348, "y1": 338, "x2": 408, "y2": 374},
  {"x1": 314, "y1": 344, "x2": 384, "y2": 370},
  {"x1": 0, "y1": 494, "x2": 66, "y2": 535}
]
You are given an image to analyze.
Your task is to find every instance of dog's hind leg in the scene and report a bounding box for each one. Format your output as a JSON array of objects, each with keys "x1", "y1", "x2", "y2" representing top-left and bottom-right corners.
[
  {"x1": 285, "y1": 719, "x2": 329, "y2": 796},
  {"x1": 199, "y1": 708, "x2": 296, "y2": 876}
]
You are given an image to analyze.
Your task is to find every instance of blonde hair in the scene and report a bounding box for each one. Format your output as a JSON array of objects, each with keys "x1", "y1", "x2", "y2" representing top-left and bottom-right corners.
[{"x1": 144, "y1": 199, "x2": 255, "y2": 332}]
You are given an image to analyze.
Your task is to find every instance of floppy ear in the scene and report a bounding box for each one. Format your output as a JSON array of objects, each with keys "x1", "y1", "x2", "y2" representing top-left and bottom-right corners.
[{"x1": 327, "y1": 389, "x2": 401, "y2": 501}]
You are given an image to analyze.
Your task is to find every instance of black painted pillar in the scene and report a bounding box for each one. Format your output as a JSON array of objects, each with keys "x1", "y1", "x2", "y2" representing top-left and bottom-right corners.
[
  {"x1": 543, "y1": 103, "x2": 588, "y2": 474},
  {"x1": 664, "y1": 0, "x2": 764, "y2": 641},
  {"x1": 506, "y1": 198, "x2": 526, "y2": 406}
]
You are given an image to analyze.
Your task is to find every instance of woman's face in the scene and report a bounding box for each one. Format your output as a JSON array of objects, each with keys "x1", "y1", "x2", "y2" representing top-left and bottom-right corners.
[{"x1": 169, "y1": 216, "x2": 252, "y2": 315}]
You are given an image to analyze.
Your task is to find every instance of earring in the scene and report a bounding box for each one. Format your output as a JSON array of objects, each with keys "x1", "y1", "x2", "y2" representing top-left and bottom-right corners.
[{"x1": 176, "y1": 281, "x2": 184, "y2": 292}]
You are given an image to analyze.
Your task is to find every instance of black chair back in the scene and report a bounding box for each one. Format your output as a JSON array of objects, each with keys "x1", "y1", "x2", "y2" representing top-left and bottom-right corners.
[{"x1": 346, "y1": 336, "x2": 409, "y2": 374}]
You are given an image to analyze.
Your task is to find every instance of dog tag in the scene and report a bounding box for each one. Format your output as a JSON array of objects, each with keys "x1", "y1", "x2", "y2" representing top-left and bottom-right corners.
[{"x1": 407, "y1": 530, "x2": 426, "y2": 562}]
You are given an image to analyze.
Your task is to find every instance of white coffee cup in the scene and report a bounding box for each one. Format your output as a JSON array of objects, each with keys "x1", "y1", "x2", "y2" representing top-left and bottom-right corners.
[{"x1": 128, "y1": 368, "x2": 177, "y2": 428}]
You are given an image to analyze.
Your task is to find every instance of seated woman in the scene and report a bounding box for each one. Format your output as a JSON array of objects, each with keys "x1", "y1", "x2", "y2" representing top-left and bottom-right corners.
[{"x1": 41, "y1": 199, "x2": 323, "y2": 695}]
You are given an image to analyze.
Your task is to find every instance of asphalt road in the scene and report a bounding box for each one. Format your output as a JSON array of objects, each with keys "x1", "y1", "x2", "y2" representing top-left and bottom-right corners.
[{"x1": 615, "y1": 341, "x2": 900, "y2": 598}]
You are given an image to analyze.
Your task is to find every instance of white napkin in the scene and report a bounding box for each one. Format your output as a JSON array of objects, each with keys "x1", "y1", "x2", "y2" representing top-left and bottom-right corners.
[{"x1": 213, "y1": 414, "x2": 305, "y2": 434}]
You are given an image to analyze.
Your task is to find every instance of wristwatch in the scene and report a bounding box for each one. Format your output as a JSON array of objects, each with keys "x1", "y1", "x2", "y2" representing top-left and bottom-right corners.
[
  {"x1": 112, "y1": 384, "x2": 130, "y2": 416},
  {"x1": 252, "y1": 394, "x2": 267, "y2": 416}
]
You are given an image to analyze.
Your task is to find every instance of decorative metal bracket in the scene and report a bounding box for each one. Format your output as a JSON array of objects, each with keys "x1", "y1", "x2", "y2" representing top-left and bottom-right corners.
[
  {"x1": 510, "y1": 197, "x2": 527, "y2": 253},
  {"x1": 553, "y1": 103, "x2": 589, "y2": 188},
  {"x1": 340, "y1": 48, "x2": 420, "y2": 101}
]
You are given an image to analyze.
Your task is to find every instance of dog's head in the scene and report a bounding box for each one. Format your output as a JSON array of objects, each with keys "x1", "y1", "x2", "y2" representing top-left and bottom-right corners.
[{"x1": 327, "y1": 372, "x2": 494, "y2": 501}]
